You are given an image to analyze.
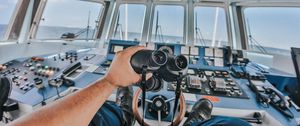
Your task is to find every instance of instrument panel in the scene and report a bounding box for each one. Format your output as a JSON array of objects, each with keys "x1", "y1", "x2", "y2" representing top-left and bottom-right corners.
[
  {"x1": 0, "y1": 41, "x2": 245, "y2": 99},
  {"x1": 102, "y1": 41, "x2": 247, "y2": 99},
  {"x1": 167, "y1": 69, "x2": 248, "y2": 99},
  {"x1": 1, "y1": 40, "x2": 300, "y2": 125},
  {"x1": 0, "y1": 50, "x2": 103, "y2": 95}
]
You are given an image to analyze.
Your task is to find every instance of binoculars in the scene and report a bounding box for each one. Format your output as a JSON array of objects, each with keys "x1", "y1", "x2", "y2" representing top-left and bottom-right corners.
[{"x1": 130, "y1": 50, "x2": 188, "y2": 92}]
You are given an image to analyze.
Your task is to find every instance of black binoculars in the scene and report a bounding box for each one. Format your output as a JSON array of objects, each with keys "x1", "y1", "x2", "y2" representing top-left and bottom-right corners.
[{"x1": 130, "y1": 50, "x2": 188, "y2": 92}]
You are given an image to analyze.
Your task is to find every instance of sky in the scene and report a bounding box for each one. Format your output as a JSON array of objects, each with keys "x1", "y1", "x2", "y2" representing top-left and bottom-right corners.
[
  {"x1": 244, "y1": 7, "x2": 300, "y2": 50},
  {"x1": 0, "y1": 0, "x2": 18, "y2": 24},
  {"x1": 39, "y1": 0, "x2": 103, "y2": 28},
  {"x1": 0, "y1": 0, "x2": 300, "y2": 50}
]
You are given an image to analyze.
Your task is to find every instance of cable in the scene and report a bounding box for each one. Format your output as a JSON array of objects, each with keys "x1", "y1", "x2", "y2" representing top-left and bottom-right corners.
[
  {"x1": 38, "y1": 88, "x2": 46, "y2": 106},
  {"x1": 171, "y1": 73, "x2": 183, "y2": 126},
  {"x1": 55, "y1": 86, "x2": 61, "y2": 99},
  {"x1": 141, "y1": 66, "x2": 147, "y2": 126}
]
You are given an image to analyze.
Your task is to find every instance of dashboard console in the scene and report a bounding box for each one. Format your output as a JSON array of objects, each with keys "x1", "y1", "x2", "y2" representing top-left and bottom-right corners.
[{"x1": 1, "y1": 40, "x2": 300, "y2": 126}]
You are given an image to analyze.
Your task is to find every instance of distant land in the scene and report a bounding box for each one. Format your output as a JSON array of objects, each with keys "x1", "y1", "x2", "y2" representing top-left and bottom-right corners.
[
  {"x1": 0, "y1": 24, "x2": 291, "y2": 55},
  {"x1": 36, "y1": 25, "x2": 96, "y2": 39}
]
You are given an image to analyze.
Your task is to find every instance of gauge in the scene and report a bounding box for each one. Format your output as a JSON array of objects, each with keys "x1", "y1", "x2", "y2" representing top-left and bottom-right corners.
[{"x1": 158, "y1": 46, "x2": 173, "y2": 55}]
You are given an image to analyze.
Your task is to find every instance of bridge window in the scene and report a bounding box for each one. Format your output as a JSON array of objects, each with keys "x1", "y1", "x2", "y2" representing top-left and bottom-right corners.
[
  {"x1": 151, "y1": 5, "x2": 184, "y2": 43},
  {"x1": 0, "y1": 0, "x2": 18, "y2": 41},
  {"x1": 112, "y1": 4, "x2": 146, "y2": 41},
  {"x1": 244, "y1": 7, "x2": 300, "y2": 55},
  {"x1": 35, "y1": 0, "x2": 104, "y2": 40},
  {"x1": 194, "y1": 6, "x2": 228, "y2": 47}
]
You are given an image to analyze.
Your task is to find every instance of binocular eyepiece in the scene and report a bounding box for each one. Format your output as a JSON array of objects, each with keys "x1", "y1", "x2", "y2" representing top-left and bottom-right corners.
[
  {"x1": 130, "y1": 50, "x2": 168, "y2": 74},
  {"x1": 144, "y1": 74, "x2": 163, "y2": 92},
  {"x1": 158, "y1": 55, "x2": 188, "y2": 82},
  {"x1": 130, "y1": 50, "x2": 188, "y2": 92}
]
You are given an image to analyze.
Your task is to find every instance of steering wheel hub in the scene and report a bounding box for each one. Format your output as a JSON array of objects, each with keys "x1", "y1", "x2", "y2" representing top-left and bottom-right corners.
[{"x1": 133, "y1": 88, "x2": 186, "y2": 126}]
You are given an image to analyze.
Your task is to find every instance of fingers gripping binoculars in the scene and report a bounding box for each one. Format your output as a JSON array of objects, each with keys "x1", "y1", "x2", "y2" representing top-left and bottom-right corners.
[{"x1": 130, "y1": 50, "x2": 188, "y2": 92}]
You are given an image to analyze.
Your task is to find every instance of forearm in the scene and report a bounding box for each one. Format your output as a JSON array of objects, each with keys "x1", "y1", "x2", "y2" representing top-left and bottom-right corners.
[{"x1": 9, "y1": 78, "x2": 116, "y2": 126}]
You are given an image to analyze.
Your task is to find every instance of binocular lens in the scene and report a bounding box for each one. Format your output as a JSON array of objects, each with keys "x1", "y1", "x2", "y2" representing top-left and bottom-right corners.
[
  {"x1": 145, "y1": 75, "x2": 163, "y2": 92},
  {"x1": 152, "y1": 51, "x2": 168, "y2": 65},
  {"x1": 131, "y1": 50, "x2": 168, "y2": 74},
  {"x1": 175, "y1": 55, "x2": 188, "y2": 70}
]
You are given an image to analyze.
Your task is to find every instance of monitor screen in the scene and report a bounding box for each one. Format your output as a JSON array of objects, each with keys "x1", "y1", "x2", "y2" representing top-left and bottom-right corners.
[
  {"x1": 112, "y1": 45, "x2": 124, "y2": 53},
  {"x1": 109, "y1": 44, "x2": 133, "y2": 54},
  {"x1": 181, "y1": 46, "x2": 190, "y2": 55}
]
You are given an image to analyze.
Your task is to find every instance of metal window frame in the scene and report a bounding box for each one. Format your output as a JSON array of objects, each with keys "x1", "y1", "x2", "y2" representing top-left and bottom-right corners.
[
  {"x1": 108, "y1": 0, "x2": 188, "y2": 44},
  {"x1": 108, "y1": 0, "x2": 235, "y2": 46},
  {"x1": 234, "y1": 1, "x2": 300, "y2": 52},
  {"x1": 147, "y1": 3, "x2": 187, "y2": 44},
  {"x1": 107, "y1": 2, "x2": 148, "y2": 42},
  {"x1": 2, "y1": 0, "x2": 24, "y2": 42},
  {"x1": 192, "y1": 1, "x2": 233, "y2": 47},
  {"x1": 28, "y1": 0, "x2": 106, "y2": 42}
]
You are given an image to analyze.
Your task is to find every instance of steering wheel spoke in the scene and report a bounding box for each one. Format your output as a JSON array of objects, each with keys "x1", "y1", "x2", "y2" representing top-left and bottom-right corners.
[
  {"x1": 158, "y1": 110, "x2": 162, "y2": 126},
  {"x1": 165, "y1": 97, "x2": 175, "y2": 103},
  {"x1": 133, "y1": 88, "x2": 186, "y2": 126},
  {"x1": 138, "y1": 97, "x2": 153, "y2": 103}
]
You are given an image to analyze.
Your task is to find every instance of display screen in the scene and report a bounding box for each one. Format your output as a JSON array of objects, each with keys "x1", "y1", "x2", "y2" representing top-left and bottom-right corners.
[
  {"x1": 181, "y1": 46, "x2": 190, "y2": 55},
  {"x1": 205, "y1": 48, "x2": 214, "y2": 57},
  {"x1": 214, "y1": 58, "x2": 224, "y2": 67},
  {"x1": 113, "y1": 46, "x2": 124, "y2": 53},
  {"x1": 191, "y1": 47, "x2": 199, "y2": 56},
  {"x1": 109, "y1": 44, "x2": 134, "y2": 54},
  {"x1": 214, "y1": 48, "x2": 224, "y2": 58}
]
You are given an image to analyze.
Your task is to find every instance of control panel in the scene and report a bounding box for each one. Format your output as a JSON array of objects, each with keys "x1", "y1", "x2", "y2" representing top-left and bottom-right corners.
[
  {"x1": 168, "y1": 69, "x2": 248, "y2": 99},
  {"x1": 2, "y1": 40, "x2": 300, "y2": 126},
  {"x1": 0, "y1": 50, "x2": 102, "y2": 94}
]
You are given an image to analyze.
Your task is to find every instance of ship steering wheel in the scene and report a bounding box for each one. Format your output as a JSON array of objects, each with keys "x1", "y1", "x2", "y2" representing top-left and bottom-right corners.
[{"x1": 132, "y1": 88, "x2": 186, "y2": 126}]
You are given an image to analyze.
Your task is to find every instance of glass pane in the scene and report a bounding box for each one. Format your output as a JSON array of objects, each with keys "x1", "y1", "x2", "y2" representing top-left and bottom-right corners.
[
  {"x1": 244, "y1": 7, "x2": 300, "y2": 55},
  {"x1": 194, "y1": 7, "x2": 228, "y2": 47},
  {"x1": 0, "y1": 0, "x2": 18, "y2": 41},
  {"x1": 112, "y1": 4, "x2": 146, "y2": 41},
  {"x1": 36, "y1": 0, "x2": 103, "y2": 40},
  {"x1": 151, "y1": 5, "x2": 184, "y2": 43}
]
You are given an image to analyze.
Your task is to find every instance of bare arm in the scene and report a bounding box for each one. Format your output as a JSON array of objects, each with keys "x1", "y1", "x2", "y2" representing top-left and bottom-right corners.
[{"x1": 9, "y1": 46, "x2": 151, "y2": 126}]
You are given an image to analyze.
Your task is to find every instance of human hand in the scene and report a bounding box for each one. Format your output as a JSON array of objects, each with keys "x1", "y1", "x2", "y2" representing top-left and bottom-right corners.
[{"x1": 104, "y1": 46, "x2": 152, "y2": 87}]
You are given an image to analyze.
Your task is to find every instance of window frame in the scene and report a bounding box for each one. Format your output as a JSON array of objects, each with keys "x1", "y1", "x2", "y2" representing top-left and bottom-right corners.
[
  {"x1": 29, "y1": 0, "x2": 106, "y2": 42},
  {"x1": 149, "y1": 4, "x2": 186, "y2": 44},
  {"x1": 108, "y1": 1, "x2": 148, "y2": 42},
  {"x1": 234, "y1": 1, "x2": 300, "y2": 54},
  {"x1": 110, "y1": 3, "x2": 147, "y2": 41},
  {"x1": 108, "y1": 0, "x2": 188, "y2": 44},
  {"x1": 193, "y1": 2, "x2": 232, "y2": 48},
  {"x1": 240, "y1": 5, "x2": 300, "y2": 55},
  {"x1": 0, "y1": 0, "x2": 23, "y2": 42},
  {"x1": 149, "y1": 0, "x2": 188, "y2": 44}
]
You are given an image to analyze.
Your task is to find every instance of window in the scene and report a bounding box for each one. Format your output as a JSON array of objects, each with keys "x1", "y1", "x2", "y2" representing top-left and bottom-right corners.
[
  {"x1": 0, "y1": 0, "x2": 18, "y2": 41},
  {"x1": 194, "y1": 7, "x2": 228, "y2": 47},
  {"x1": 151, "y1": 5, "x2": 184, "y2": 43},
  {"x1": 112, "y1": 4, "x2": 146, "y2": 41},
  {"x1": 36, "y1": 0, "x2": 104, "y2": 40},
  {"x1": 244, "y1": 7, "x2": 300, "y2": 55}
]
